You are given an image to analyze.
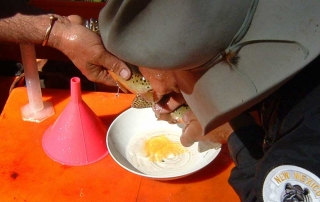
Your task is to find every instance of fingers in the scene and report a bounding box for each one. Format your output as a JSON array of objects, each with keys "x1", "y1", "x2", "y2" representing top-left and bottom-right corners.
[
  {"x1": 205, "y1": 122, "x2": 234, "y2": 144},
  {"x1": 79, "y1": 63, "x2": 115, "y2": 86},
  {"x1": 153, "y1": 93, "x2": 185, "y2": 114},
  {"x1": 180, "y1": 110, "x2": 201, "y2": 147},
  {"x1": 180, "y1": 117, "x2": 202, "y2": 147},
  {"x1": 99, "y1": 52, "x2": 132, "y2": 80},
  {"x1": 82, "y1": 46, "x2": 132, "y2": 84},
  {"x1": 180, "y1": 110, "x2": 234, "y2": 147}
]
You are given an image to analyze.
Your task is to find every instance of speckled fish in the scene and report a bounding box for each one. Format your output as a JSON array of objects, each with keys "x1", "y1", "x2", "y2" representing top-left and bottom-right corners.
[
  {"x1": 108, "y1": 64, "x2": 189, "y2": 123},
  {"x1": 108, "y1": 64, "x2": 154, "y2": 106},
  {"x1": 157, "y1": 104, "x2": 189, "y2": 124}
]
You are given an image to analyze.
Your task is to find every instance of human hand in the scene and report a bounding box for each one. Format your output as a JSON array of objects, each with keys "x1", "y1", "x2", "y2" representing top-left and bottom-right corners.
[
  {"x1": 153, "y1": 93, "x2": 233, "y2": 147},
  {"x1": 138, "y1": 67, "x2": 232, "y2": 146},
  {"x1": 48, "y1": 15, "x2": 131, "y2": 86},
  {"x1": 180, "y1": 110, "x2": 234, "y2": 147}
]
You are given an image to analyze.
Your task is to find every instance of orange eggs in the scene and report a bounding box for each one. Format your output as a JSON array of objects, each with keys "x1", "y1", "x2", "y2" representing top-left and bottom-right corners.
[{"x1": 144, "y1": 135, "x2": 186, "y2": 162}]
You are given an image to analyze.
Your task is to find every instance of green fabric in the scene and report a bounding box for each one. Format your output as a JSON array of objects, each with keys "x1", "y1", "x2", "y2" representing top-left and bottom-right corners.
[{"x1": 99, "y1": 0, "x2": 252, "y2": 70}]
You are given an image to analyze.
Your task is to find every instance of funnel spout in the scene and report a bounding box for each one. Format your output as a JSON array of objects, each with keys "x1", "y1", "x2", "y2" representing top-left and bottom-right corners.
[{"x1": 70, "y1": 77, "x2": 82, "y2": 103}]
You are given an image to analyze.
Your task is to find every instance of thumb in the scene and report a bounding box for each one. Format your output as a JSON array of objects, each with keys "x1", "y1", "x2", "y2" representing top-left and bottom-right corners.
[{"x1": 180, "y1": 111, "x2": 202, "y2": 147}]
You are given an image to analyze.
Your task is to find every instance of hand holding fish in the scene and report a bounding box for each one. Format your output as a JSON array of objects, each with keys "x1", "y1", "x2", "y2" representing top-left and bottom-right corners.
[
  {"x1": 50, "y1": 15, "x2": 132, "y2": 86},
  {"x1": 153, "y1": 93, "x2": 188, "y2": 124},
  {"x1": 108, "y1": 63, "x2": 233, "y2": 147},
  {"x1": 154, "y1": 94, "x2": 233, "y2": 146},
  {"x1": 108, "y1": 65, "x2": 189, "y2": 123}
]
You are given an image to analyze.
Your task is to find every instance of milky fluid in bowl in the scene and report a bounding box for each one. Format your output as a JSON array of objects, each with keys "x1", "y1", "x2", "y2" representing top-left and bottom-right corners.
[
  {"x1": 126, "y1": 128, "x2": 201, "y2": 177},
  {"x1": 107, "y1": 108, "x2": 221, "y2": 180}
]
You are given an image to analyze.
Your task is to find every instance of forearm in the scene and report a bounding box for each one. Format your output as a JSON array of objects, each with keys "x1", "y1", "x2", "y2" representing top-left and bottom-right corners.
[
  {"x1": 0, "y1": 0, "x2": 69, "y2": 48},
  {"x1": 227, "y1": 124, "x2": 265, "y2": 202},
  {"x1": 0, "y1": 13, "x2": 51, "y2": 44},
  {"x1": 0, "y1": 0, "x2": 51, "y2": 44},
  {"x1": 0, "y1": 2, "x2": 130, "y2": 85},
  {"x1": 227, "y1": 124, "x2": 265, "y2": 167},
  {"x1": 0, "y1": 11, "x2": 75, "y2": 52}
]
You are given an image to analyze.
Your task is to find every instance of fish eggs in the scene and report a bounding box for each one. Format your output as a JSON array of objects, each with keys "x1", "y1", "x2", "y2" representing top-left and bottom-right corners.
[
  {"x1": 144, "y1": 134, "x2": 187, "y2": 162},
  {"x1": 126, "y1": 131, "x2": 199, "y2": 176}
]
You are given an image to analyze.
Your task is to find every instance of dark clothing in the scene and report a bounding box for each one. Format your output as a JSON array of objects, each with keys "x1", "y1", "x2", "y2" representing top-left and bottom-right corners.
[{"x1": 227, "y1": 55, "x2": 320, "y2": 202}]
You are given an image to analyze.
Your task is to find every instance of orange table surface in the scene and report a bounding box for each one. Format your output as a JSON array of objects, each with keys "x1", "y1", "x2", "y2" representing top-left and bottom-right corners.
[{"x1": 0, "y1": 87, "x2": 239, "y2": 202}]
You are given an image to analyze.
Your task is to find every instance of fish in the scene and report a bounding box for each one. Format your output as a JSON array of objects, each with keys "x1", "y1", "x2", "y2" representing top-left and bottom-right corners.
[
  {"x1": 108, "y1": 64, "x2": 154, "y2": 106},
  {"x1": 87, "y1": 21, "x2": 190, "y2": 124},
  {"x1": 108, "y1": 64, "x2": 189, "y2": 123},
  {"x1": 108, "y1": 64, "x2": 152, "y2": 95},
  {"x1": 110, "y1": 65, "x2": 216, "y2": 153},
  {"x1": 156, "y1": 104, "x2": 189, "y2": 124}
]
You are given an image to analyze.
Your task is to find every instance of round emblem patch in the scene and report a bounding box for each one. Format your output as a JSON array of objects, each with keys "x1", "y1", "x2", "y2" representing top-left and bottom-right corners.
[{"x1": 263, "y1": 165, "x2": 320, "y2": 202}]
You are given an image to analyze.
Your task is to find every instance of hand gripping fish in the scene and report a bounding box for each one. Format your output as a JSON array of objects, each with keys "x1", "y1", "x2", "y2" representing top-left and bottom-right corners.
[
  {"x1": 84, "y1": 21, "x2": 190, "y2": 124},
  {"x1": 108, "y1": 64, "x2": 189, "y2": 124},
  {"x1": 109, "y1": 65, "x2": 221, "y2": 152}
]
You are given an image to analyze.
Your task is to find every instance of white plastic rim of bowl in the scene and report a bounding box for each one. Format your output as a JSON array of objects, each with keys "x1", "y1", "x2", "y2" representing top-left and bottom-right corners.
[{"x1": 107, "y1": 108, "x2": 221, "y2": 180}]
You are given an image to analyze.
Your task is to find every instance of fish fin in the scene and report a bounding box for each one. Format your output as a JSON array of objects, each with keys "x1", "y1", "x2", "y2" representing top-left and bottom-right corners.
[{"x1": 131, "y1": 96, "x2": 153, "y2": 108}]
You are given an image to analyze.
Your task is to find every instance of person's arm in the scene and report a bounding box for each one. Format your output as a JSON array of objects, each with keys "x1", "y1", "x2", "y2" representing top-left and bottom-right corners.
[
  {"x1": 0, "y1": 13, "x2": 51, "y2": 45},
  {"x1": 0, "y1": 1, "x2": 131, "y2": 85},
  {"x1": 227, "y1": 124, "x2": 265, "y2": 202}
]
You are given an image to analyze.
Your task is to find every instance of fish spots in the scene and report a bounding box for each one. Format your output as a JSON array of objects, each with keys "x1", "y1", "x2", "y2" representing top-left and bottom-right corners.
[
  {"x1": 130, "y1": 75, "x2": 151, "y2": 88},
  {"x1": 131, "y1": 96, "x2": 153, "y2": 108}
]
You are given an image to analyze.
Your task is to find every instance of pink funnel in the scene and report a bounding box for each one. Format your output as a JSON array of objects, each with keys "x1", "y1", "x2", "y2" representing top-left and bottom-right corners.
[{"x1": 42, "y1": 77, "x2": 108, "y2": 166}]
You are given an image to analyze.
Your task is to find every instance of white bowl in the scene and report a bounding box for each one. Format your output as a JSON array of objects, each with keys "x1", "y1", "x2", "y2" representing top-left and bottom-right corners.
[{"x1": 107, "y1": 108, "x2": 221, "y2": 180}]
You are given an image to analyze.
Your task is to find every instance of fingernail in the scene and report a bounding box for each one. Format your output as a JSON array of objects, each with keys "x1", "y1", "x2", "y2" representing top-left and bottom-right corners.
[
  {"x1": 153, "y1": 104, "x2": 162, "y2": 118},
  {"x1": 120, "y1": 69, "x2": 129, "y2": 79},
  {"x1": 153, "y1": 103, "x2": 162, "y2": 113}
]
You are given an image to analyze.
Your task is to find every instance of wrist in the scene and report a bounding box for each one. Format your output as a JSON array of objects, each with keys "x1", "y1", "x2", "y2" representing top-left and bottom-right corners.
[
  {"x1": 42, "y1": 15, "x2": 58, "y2": 46},
  {"x1": 45, "y1": 14, "x2": 69, "y2": 50}
]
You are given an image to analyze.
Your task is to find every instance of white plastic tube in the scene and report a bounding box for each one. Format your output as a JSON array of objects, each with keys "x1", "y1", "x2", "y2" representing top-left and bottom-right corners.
[
  {"x1": 19, "y1": 44, "x2": 54, "y2": 122},
  {"x1": 20, "y1": 44, "x2": 44, "y2": 112}
]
